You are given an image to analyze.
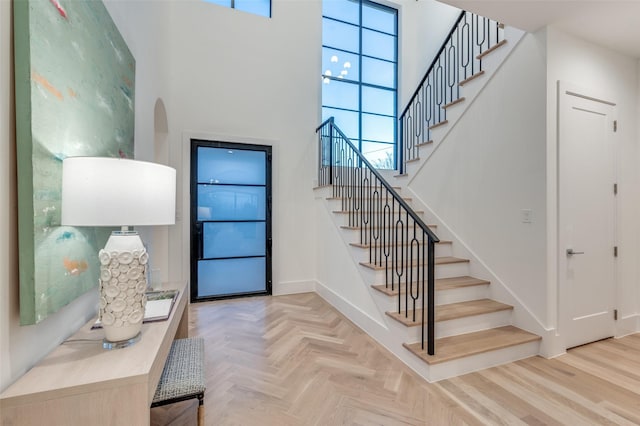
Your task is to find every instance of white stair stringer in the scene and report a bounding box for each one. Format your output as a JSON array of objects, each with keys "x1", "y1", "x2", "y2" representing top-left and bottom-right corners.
[{"x1": 403, "y1": 26, "x2": 526, "y2": 178}]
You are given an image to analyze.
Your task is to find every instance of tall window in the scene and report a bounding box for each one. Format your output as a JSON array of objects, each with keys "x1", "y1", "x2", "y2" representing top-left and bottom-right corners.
[
  {"x1": 205, "y1": 0, "x2": 271, "y2": 18},
  {"x1": 322, "y1": 0, "x2": 398, "y2": 169}
]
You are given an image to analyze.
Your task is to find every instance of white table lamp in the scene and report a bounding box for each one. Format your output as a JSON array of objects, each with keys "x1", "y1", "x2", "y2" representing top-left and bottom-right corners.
[{"x1": 61, "y1": 157, "x2": 176, "y2": 349}]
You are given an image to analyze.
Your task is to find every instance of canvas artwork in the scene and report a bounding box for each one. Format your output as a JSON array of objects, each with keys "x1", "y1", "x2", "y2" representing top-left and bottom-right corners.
[{"x1": 14, "y1": 0, "x2": 135, "y2": 324}]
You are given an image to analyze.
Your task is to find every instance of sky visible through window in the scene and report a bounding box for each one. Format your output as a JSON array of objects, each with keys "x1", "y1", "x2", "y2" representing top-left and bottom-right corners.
[
  {"x1": 322, "y1": 0, "x2": 398, "y2": 169},
  {"x1": 205, "y1": 0, "x2": 271, "y2": 18}
]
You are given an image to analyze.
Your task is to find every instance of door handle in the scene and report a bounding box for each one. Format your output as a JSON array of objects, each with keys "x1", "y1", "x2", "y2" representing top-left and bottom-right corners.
[
  {"x1": 195, "y1": 222, "x2": 203, "y2": 260},
  {"x1": 566, "y1": 248, "x2": 585, "y2": 256}
]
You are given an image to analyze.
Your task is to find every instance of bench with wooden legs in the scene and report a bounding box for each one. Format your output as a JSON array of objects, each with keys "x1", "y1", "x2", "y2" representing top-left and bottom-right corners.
[{"x1": 151, "y1": 337, "x2": 206, "y2": 425}]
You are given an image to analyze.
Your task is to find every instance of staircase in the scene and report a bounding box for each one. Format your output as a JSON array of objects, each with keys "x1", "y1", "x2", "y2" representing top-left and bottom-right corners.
[
  {"x1": 317, "y1": 177, "x2": 540, "y2": 381},
  {"x1": 314, "y1": 11, "x2": 540, "y2": 382}
]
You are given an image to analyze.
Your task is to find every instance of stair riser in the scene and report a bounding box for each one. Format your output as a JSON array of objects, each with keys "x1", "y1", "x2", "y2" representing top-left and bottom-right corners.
[
  {"x1": 338, "y1": 224, "x2": 436, "y2": 241},
  {"x1": 371, "y1": 284, "x2": 490, "y2": 312},
  {"x1": 386, "y1": 314, "x2": 422, "y2": 345},
  {"x1": 378, "y1": 296, "x2": 424, "y2": 315},
  {"x1": 326, "y1": 198, "x2": 416, "y2": 212},
  {"x1": 333, "y1": 212, "x2": 427, "y2": 228},
  {"x1": 333, "y1": 209, "x2": 424, "y2": 220},
  {"x1": 339, "y1": 231, "x2": 438, "y2": 250},
  {"x1": 368, "y1": 262, "x2": 470, "y2": 283},
  {"x1": 349, "y1": 244, "x2": 453, "y2": 263},
  {"x1": 403, "y1": 310, "x2": 513, "y2": 342},
  {"x1": 436, "y1": 284, "x2": 489, "y2": 305},
  {"x1": 427, "y1": 340, "x2": 540, "y2": 382}
]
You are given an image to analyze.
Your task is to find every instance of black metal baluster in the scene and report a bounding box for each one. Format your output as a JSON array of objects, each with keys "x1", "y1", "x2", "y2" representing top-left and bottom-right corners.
[
  {"x1": 383, "y1": 194, "x2": 390, "y2": 288},
  {"x1": 391, "y1": 198, "x2": 396, "y2": 292},
  {"x1": 427, "y1": 237, "x2": 435, "y2": 354},
  {"x1": 410, "y1": 223, "x2": 420, "y2": 323},
  {"x1": 371, "y1": 182, "x2": 379, "y2": 264},
  {"x1": 425, "y1": 77, "x2": 432, "y2": 142},
  {"x1": 395, "y1": 204, "x2": 403, "y2": 314}
]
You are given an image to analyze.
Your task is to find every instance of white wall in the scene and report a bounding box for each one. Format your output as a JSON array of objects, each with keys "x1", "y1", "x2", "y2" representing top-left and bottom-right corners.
[
  {"x1": 397, "y1": 0, "x2": 461, "y2": 107},
  {"x1": 165, "y1": 0, "x2": 322, "y2": 292},
  {"x1": 104, "y1": 0, "x2": 173, "y2": 283},
  {"x1": 0, "y1": 0, "x2": 167, "y2": 392},
  {"x1": 314, "y1": 193, "x2": 387, "y2": 324},
  {"x1": 546, "y1": 27, "x2": 640, "y2": 344},
  {"x1": 408, "y1": 32, "x2": 549, "y2": 328}
]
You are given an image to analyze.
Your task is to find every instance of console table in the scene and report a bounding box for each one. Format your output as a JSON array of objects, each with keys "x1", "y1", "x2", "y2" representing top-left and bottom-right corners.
[{"x1": 0, "y1": 281, "x2": 188, "y2": 426}]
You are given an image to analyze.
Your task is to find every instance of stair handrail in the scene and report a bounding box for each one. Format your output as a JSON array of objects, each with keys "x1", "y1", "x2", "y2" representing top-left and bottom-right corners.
[
  {"x1": 400, "y1": 10, "x2": 466, "y2": 120},
  {"x1": 316, "y1": 118, "x2": 439, "y2": 243},
  {"x1": 317, "y1": 117, "x2": 439, "y2": 355},
  {"x1": 398, "y1": 10, "x2": 504, "y2": 174}
]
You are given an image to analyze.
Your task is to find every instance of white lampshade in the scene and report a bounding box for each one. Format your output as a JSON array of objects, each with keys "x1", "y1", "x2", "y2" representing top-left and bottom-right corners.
[{"x1": 61, "y1": 157, "x2": 176, "y2": 227}]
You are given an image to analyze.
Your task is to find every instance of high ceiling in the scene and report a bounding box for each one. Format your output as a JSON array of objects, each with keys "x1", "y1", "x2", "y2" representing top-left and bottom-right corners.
[{"x1": 437, "y1": 0, "x2": 640, "y2": 59}]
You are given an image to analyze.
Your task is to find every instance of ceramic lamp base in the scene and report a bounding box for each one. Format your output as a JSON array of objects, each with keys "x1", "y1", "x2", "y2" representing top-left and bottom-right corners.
[{"x1": 98, "y1": 230, "x2": 148, "y2": 347}]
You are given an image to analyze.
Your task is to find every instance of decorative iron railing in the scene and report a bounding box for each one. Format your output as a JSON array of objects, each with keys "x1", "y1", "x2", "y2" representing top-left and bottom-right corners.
[
  {"x1": 399, "y1": 11, "x2": 504, "y2": 174},
  {"x1": 317, "y1": 117, "x2": 439, "y2": 355}
]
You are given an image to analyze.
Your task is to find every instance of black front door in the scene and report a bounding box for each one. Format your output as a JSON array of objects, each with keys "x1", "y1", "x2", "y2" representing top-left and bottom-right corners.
[{"x1": 190, "y1": 140, "x2": 272, "y2": 301}]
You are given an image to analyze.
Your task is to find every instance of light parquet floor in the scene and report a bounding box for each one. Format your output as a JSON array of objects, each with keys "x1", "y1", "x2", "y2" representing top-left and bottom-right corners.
[{"x1": 151, "y1": 293, "x2": 640, "y2": 425}]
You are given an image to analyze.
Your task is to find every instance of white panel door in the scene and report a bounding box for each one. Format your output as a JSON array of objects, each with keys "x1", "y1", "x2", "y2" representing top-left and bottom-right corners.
[{"x1": 559, "y1": 85, "x2": 616, "y2": 349}]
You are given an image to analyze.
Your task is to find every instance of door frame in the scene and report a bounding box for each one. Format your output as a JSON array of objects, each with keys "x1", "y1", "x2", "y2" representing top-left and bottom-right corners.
[
  {"x1": 557, "y1": 81, "x2": 618, "y2": 350},
  {"x1": 189, "y1": 139, "x2": 273, "y2": 302}
]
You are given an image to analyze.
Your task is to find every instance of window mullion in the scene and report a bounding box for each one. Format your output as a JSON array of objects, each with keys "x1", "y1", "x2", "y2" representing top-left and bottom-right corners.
[{"x1": 358, "y1": 0, "x2": 363, "y2": 154}]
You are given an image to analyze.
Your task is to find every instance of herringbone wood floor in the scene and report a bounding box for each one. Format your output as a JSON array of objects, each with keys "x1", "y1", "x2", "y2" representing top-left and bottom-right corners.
[{"x1": 151, "y1": 293, "x2": 640, "y2": 425}]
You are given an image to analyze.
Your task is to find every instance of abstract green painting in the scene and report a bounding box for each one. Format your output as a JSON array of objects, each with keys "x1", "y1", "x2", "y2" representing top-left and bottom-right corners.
[{"x1": 14, "y1": 0, "x2": 135, "y2": 324}]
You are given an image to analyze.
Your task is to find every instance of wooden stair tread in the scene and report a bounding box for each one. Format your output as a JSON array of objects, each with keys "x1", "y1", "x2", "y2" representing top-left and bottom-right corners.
[
  {"x1": 329, "y1": 184, "x2": 402, "y2": 189},
  {"x1": 476, "y1": 39, "x2": 507, "y2": 60},
  {"x1": 360, "y1": 255, "x2": 465, "y2": 271},
  {"x1": 328, "y1": 196, "x2": 412, "y2": 202},
  {"x1": 428, "y1": 120, "x2": 448, "y2": 130},
  {"x1": 386, "y1": 298, "x2": 512, "y2": 327},
  {"x1": 436, "y1": 256, "x2": 468, "y2": 265},
  {"x1": 371, "y1": 276, "x2": 489, "y2": 296},
  {"x1": 459, "y1": 70, "x2": 485, "y2": 86},
  {"x1": 416, "y1": 140, "x2": 433, "y2": 147},
  {"x1": 351, "y1": 240, "x2": 450, "y2": 249},
  {"x1": 344, "y1": 223, "x2": 437, "y2": 232},
  {"x1": 403, "y1": 325, "x2": 541, "y2": 365},
  {"x1": 336, "y1": 210, "x2": 425, "y2": 216},
  {"x1": 443, "y1": 97, "x2": 466, "y2": 109},
  {"x1": 313, "y1": 184, "x2": 332, "y2": 190},
  {"x1": 436, "y1": 275, "x2": 490, "y2": 290}
]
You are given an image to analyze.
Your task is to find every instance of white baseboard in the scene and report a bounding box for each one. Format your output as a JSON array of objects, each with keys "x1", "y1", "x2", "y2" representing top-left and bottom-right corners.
[
  {"x1": 314, "y1": 280, "x2": 388, "y2": 334},
  {"x1": 272, "y1": 280, "x2": 316, "y2": 296},
  {"x1": 314, "y1": 280, "x2": 434, "y2": 382},
  {"x1": 616, "y1": 313, "x2": 640, "y2": 338}
]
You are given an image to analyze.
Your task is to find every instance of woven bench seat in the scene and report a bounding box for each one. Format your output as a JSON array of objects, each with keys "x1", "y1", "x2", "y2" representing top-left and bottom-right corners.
[{"x1": 152, "y1": 337, "x2": 206, "y2": 425}]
